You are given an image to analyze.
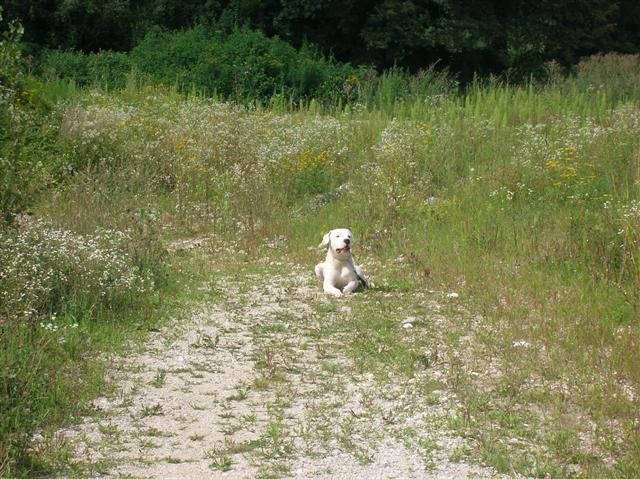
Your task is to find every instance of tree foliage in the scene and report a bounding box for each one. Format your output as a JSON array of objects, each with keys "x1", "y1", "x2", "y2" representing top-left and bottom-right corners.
[
  {"x1": 1, "y1": 8, "x2": 46, "y2": 224},
  {"x1": 1, "y1": 0, "x2": 639, "y2": 77}
]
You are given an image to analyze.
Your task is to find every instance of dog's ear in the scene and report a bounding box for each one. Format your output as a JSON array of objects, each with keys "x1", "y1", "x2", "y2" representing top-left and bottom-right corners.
[{"x1": 318, "y1": 230, "x2": 331, "y2": 248}]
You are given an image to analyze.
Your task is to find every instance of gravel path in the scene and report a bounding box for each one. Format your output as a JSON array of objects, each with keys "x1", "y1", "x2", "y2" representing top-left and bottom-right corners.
[{"x1": 60, "y1": 263, "x2": 511, "y2": 478}]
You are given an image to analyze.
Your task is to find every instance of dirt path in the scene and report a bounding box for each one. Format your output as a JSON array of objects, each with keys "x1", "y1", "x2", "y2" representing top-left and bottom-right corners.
[{"x1": 61, "y1": 262, "x2": 511, "y2": 478}]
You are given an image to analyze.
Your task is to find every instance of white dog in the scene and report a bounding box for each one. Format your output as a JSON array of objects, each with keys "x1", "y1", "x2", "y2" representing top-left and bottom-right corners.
[{"x1": 315, "y1": 228, "x2": 369, "y2": 297}]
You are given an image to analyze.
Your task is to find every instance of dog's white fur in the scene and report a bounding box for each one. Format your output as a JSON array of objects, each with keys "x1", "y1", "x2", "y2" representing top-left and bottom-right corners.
[{"x1": 314, "y1": 228, "x2": 368, "y2": 297}]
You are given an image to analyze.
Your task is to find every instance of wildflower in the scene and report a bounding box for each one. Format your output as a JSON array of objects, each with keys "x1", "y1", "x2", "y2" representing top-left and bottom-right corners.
[{"x1": 1, "y1": 220, "x2": 155, "y2": 324}]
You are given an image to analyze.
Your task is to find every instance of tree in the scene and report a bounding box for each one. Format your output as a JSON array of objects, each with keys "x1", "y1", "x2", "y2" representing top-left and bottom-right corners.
[{"x1": 1, "y1": 0, "x2": 639, "y2": 77}]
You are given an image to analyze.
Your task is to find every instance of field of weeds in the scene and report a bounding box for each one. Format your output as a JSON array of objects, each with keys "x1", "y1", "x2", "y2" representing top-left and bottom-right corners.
[{"x1": 2, "y1": 54, "x2": 640, "y2": 477}]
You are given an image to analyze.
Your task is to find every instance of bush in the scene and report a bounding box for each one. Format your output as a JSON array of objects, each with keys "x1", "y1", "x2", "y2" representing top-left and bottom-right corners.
[
  {"x1": 1, "y1": 10, "x2": 56, "y2": 226},
  {"x1": 86, "y1": 51, "x2": 131, "y2": 89},
  {"x1": 40, "y1": 25, "x2": 366, "y2": 104},
  {"x1": 130, "y1": 26, "x2": 365, "y2": 103},
  {"x1": 129, "y1": 26, "x2": 211, "y2": 91},
  {"x1": 40, "y1": 50, "x2": 89, "y2": 84},
  {"x1": 36, "y1": 25, "x2": 465, "y2": 106},
  {"x1": 41, "y1": 49, "x2": 131, "y2": 89}
]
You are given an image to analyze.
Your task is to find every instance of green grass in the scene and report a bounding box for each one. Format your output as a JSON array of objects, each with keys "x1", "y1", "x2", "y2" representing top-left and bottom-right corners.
[
  {"x1": 2, "y1": 53, "x2": 640, "y2": 477},
  {"x1": 0, "y1": 227, "x2": 202, "y2": 477}
]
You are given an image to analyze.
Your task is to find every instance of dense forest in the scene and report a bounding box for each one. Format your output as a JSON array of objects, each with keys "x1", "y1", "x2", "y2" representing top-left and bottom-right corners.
[{"x1": 3, "y1": 0, "x2": 640, "y2": 79}]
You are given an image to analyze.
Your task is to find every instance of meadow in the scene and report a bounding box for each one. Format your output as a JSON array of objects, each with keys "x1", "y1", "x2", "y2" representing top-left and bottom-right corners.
[{"x1": 1, "y1": 50, "x2": 640, "y2": 477}]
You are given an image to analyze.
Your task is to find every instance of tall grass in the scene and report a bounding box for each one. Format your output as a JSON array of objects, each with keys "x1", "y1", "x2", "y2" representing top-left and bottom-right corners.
[
  {"x1": 0, "y1": 215, "x2": 169, "y2": 476},
  {"x1": 1, "y1": 21, "x2": 171, "y2": 472},
  {"x1": 2, "y1": 52, "x2": 639, "y2": 476}
]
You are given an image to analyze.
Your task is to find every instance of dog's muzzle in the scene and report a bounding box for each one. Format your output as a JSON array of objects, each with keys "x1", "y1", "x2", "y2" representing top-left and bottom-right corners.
[{"x1": 335, "y1": 245, "x2": 351, "y2": 254}]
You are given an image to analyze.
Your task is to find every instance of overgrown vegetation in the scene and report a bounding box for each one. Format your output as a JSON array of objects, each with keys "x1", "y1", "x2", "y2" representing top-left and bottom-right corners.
[
  {"x1": 39, "y1": 26, "x2": 458, "y2": 106},
  {"x1": 1, "y1": 12, "x2": 171, "y2": 477},
  {"x1": 0, "y1": 8, "x2": 50, "y2": 225},
  {"x1": 1, "y1": 6, "x2": 640, "y2": 476}
]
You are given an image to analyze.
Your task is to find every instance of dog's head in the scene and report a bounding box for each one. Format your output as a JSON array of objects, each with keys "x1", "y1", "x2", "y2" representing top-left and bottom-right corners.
[{"x1": 319, "y1": 228, "x2": 354, "y2": 258}]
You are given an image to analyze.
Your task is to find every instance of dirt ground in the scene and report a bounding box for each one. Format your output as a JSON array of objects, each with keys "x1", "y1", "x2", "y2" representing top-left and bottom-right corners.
[{"x1": 60, "y1": 262, "x2": 513, "y2": 478}]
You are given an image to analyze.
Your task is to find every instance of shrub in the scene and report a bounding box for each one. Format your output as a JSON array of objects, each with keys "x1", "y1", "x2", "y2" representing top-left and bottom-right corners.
[
  {"x1": 41, "y1": 49, "x2": 130, "y2": 89},
  {"x1": 1, "y1": 10, "x2": 56, "y2": 226},
  {"x1": 40, "y1": 50, "x2": 90, "y2": 84},
  {"x1": 86, "y1": 51, "x2": 130, "y2": 89},
  {"x1": 36, "y1": 25, "x2": 465, "y2": 106},
  {"x1": 208, "y1": 28, "x2": 297, "y2": 99},
  {"x1": 129, "y1": 26, "x2": 211, "y2": 91},
  {"x1": 101, "y1": 26, "x2": 365, "y2": 103}
]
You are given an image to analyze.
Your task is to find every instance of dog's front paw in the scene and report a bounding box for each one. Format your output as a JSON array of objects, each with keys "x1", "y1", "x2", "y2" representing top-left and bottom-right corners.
[{"x1": 324, "y1": 285, "x2": 343, "y2": 297}]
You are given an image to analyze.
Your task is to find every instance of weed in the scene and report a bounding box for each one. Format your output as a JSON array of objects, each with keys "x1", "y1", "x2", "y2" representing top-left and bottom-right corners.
[
  {"x1": 149, "y1": 369, "x2": 167, "y2": 388},
  {"x1": 227, "y1": 385, "x2": 250, "y2": 402},
  {"x1": 138, "y1": 439, "x2": 159, "y2": 449},
  {"x1": 259, "y1": 419, "x2": 294, "y2": 460},
  {"x1": 206, "y1": 446, "x2": 234, "y2": 472},
  {"x1": 138, "y1": 404, "x2": 163, "y2": 418},
  {"x1": 140, "y1": 427, "x2": 173, "y2": 437},
  {"x1": 192, "y1": 333, "x2": 219, "y2": 350},
  {"x1": 97, "y1": 423, "x2": 120, "y2": 438},
  {"x1": 208, "y1": 455, "x2": 233, "y2": 471}
]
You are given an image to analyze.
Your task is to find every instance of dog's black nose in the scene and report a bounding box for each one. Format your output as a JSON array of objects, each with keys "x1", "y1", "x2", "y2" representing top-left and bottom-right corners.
[{"x1": 344, "y1": 238, "x2": 350, "y2": 245}]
